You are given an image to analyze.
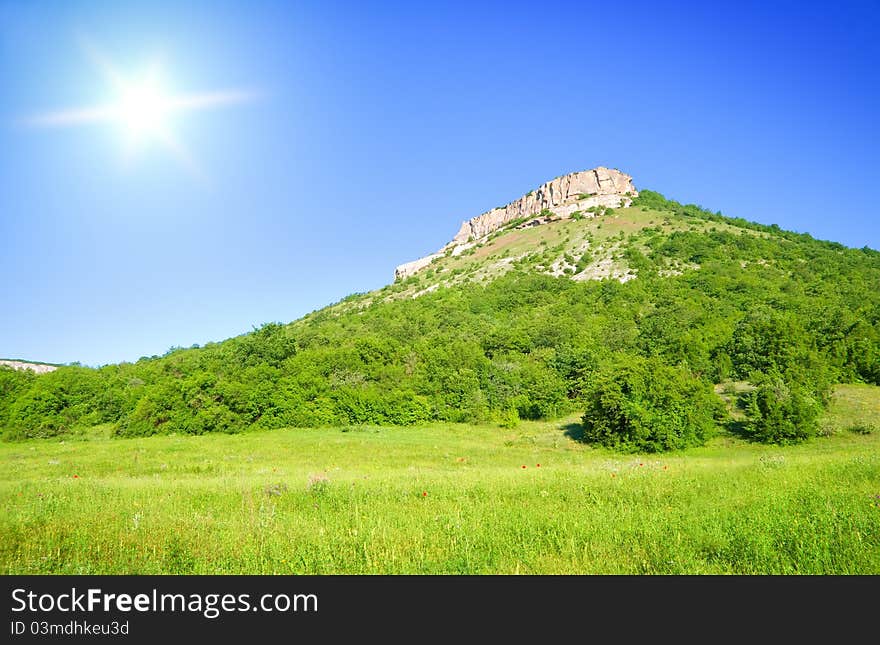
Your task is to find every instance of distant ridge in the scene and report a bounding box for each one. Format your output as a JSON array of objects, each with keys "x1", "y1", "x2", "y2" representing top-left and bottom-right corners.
[{"x1": 0, "y1": 359, "x2": 59, "y2": 374}]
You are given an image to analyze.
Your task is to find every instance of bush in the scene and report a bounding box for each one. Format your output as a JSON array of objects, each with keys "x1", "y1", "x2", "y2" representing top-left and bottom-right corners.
[
  {"x1": 6, "y1": 388, "x2": 68, "y2": 438},
  {"x1": 497, "y1": 407, "x2": 519, "y2": 429},
  {"x1": 580, "y1": 357, "x2": 721, "y2": 452},
  {"x1": 845, "y1": 422, "x2": 875, "y2": 435},
  {"x1": 743, "y1": 373, "x2": 822, "y2": 444},
  {"x1": 575, "y1": 251, "x2": 593, "y2": 273}
]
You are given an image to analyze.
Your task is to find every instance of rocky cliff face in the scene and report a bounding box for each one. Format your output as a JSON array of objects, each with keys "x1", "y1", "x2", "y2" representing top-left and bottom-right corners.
[
  {"x1": 395, "y1": 167, "x2": 637, "y2": 280},
  {"x1": 0, "y1": 359, "x2": 58, "y2": 374}
]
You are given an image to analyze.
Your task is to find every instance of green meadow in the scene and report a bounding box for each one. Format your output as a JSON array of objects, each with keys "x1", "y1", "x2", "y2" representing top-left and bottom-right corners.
[{"x1": 2, "y1": 384, "x2": 878, "y2": 575}]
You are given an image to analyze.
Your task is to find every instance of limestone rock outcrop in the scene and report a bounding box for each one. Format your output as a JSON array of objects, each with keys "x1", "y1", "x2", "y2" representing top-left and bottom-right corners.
[
  {"x1": 395, "y1": 167, "x2": 637, "y2": 280},
  {"x1": 0, "y1": 359, "x2": 58, "y2": 374}
]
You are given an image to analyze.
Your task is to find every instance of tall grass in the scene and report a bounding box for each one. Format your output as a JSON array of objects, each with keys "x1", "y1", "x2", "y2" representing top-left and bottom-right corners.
[{"x1": 2, "y1": 386, "x2": 878, "y2": 574}]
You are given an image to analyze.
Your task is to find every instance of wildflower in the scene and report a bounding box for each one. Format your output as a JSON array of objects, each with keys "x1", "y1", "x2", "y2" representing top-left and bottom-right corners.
[
  {"x1": 422, "y1": 491, "x2": 427, "y2": 497},
  {"x1": 307, "y1": 473, "x2": 330, "y2": 495},
  {"x1": 264, "y1": 482, "x2": 288, "y2": 497},
  {"x1": 536, "y1": 464, "x2": 541, "y2": 468},
  {"x1": 521, "y1": 465, "x2": 527, "y2": 469},
  {"x1": 72, "y1": 475, "x2": 79, "y2": 479}
]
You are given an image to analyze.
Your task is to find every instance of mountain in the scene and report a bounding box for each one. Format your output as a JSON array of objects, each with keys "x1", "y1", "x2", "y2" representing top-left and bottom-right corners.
[{"x1": 1, "y1": 168, "x2": 879, "y2": 449}]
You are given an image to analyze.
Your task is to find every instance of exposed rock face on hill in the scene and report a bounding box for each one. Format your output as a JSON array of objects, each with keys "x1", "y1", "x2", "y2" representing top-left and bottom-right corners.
[
  {"x1": 0, "y1": 359, "x2": 58, "y2": 374},
  {"x1": 395, "y1": 167, "x2": 637, "y2": 280}
]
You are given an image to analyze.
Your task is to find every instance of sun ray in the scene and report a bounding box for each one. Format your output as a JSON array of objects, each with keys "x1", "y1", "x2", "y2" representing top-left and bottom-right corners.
[
  {"x1": 165, "y1": 89, "x2": 262, "y2": 111},
  {"x1": 22, "y1": 105, "x2": 118, "y2": 127},
  {"x1": 21, "y1": 38, "x2": 257, "y2": 179},
  {"x1": 76, "y1": 34, "x2": 129, "y2": 91},
  {"x1": 154, "y1": 127, "x2": 208, "y2": 184}
]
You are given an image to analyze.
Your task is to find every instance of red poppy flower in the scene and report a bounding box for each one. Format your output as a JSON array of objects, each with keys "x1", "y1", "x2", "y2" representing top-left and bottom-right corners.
[
  {"x1": 536, "y1": 464, "x2": 541, "y2": 468},
  {"x1": 73, "y1": 475, "x2": 79, "y2": 479},
  {"x1": 521, "y1": 465, "x2": 527, "y2": 469},
  {"x1": 422, "y1": 491, "x2": 427, "y2": 497}
]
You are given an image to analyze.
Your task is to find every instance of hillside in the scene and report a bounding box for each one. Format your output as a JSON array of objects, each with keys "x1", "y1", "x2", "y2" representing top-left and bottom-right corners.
[
  {"x1": 1, "y1": 171, "x2": 879, "y2": 447},
  {"x1": 356, "y1": 195, "x2": 772, "y2": 307}
]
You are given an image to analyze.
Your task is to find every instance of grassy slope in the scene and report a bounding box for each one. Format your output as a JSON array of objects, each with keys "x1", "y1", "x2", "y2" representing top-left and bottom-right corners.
[
  {"x1": 348, "y1": 205, "x2": 762, "y2": 308},
  {"x1": 2, "y1": 385, "x2": 877, "y2": 574}
]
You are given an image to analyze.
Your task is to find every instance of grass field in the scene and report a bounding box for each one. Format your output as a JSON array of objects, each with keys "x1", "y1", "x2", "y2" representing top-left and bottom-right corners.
[{"x1": 2, "y1": 385, "x2": 878, "y2": 574}]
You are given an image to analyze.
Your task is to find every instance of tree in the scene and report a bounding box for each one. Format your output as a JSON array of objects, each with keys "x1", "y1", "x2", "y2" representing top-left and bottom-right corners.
[
  {"x1": 580, "y1": 356, "x2": 722, "y2": 452},
  {"x1": 743, "y1": 372, "x2": 821, "y2": 444}
]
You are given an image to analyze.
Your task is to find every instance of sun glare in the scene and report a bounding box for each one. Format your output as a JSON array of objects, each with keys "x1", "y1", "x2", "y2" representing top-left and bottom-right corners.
[
  {"x1": 115, "y1": 76, "x2": 171, "y2": 141},
  {"x1": 23, "y1": 40, "x2": 259, "y2": 179}
]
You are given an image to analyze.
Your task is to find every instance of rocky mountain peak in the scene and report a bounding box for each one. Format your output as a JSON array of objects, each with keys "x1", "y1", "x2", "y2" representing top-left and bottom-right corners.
[{"x1": 395, "y1": 167, "x2": 637, "y2": 280}]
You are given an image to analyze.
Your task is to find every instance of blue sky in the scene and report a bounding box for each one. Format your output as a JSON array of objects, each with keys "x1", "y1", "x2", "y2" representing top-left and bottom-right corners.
[{"x1": 1, "y1": 0, "x2": 878, "y2": 366}]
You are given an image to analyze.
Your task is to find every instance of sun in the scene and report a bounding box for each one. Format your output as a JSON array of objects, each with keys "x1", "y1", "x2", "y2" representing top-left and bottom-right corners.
[
  {"x1": 114, "y1": 75, "x2": 171, "y2": 142},
  {"x1": 22, "y1": 39, "x2": 259, "y2": 179}
]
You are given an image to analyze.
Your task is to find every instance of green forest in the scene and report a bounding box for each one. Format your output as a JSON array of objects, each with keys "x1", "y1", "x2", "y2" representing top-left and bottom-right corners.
[{"x1": 2, "y1": 191, "x2": 878, "y2": 451}]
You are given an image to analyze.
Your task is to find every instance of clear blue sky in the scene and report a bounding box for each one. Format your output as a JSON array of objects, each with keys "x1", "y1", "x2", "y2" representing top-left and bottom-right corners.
[{"x1": 1, "y1": 0, "x2": 878, "y2": 366}]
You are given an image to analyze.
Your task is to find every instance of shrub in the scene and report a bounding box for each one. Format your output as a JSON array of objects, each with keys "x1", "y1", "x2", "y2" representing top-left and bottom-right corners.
[
  {"x1": 575, "y1": 252, "x2": 593, "y2": 273},
  {"x1": 497, "y1": 407, "x2": 519, "y2": 429},
  {"x1": 6, "y1": 389, "x2": 68, "y2": 438},
  {"x1": 743, "y1": 373, "x2": 822, "y2": 444},
  {"x1": 580, "y1": 357, "x2": 721, "y2": 452}
]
